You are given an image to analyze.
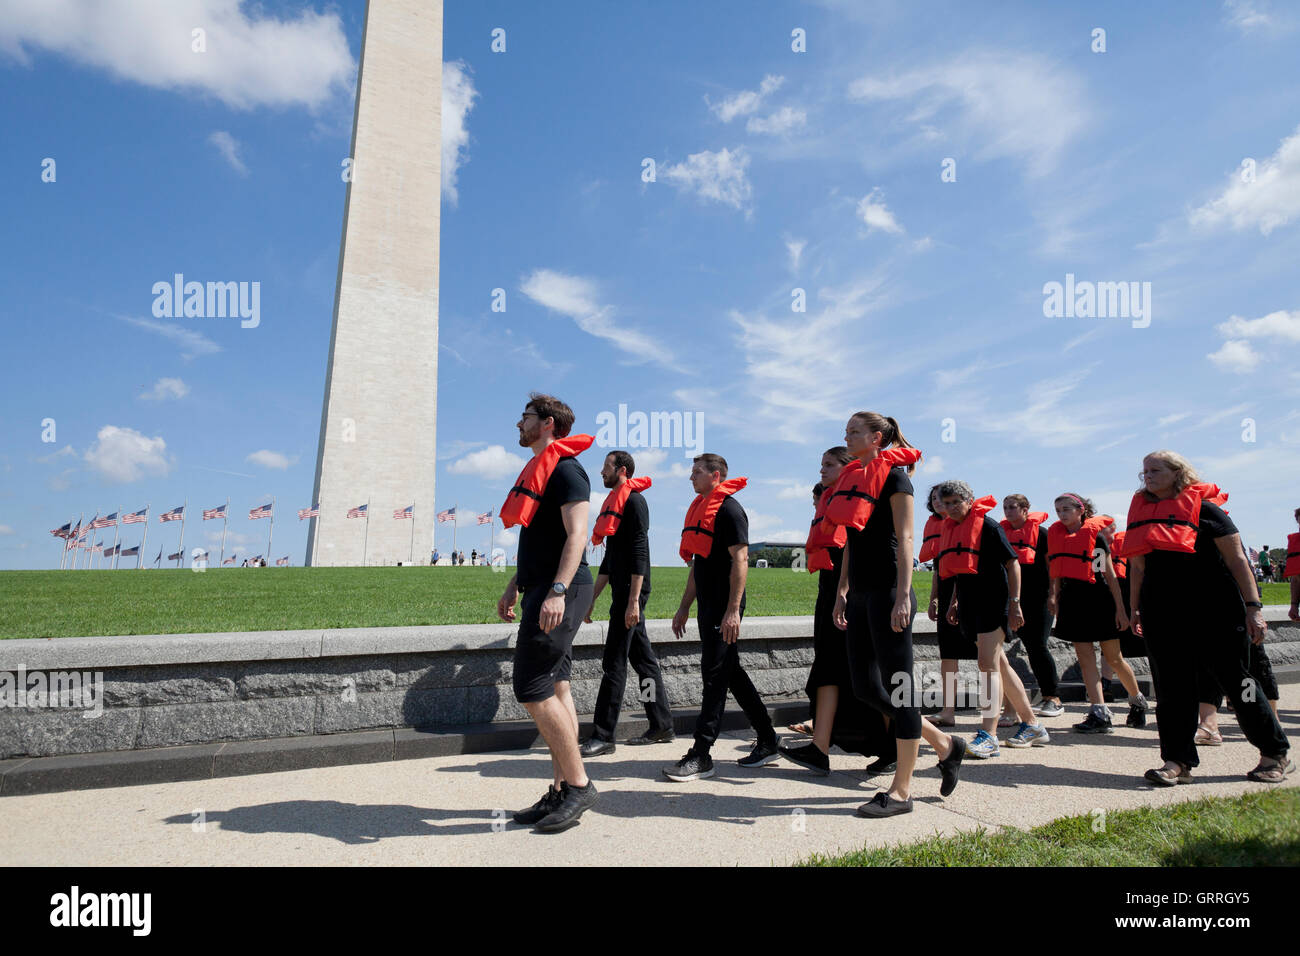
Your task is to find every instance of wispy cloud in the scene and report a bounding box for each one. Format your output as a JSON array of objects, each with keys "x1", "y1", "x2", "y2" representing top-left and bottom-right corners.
[
  {"x1": 118, "y1": 315, "x2": 221, "y2": 360},
  {"x1": 520, "y1": 269, "x2": 676, "y2": 368},
  {"x1": 1189, "y1": 125, "x2": 1300, "y2": 235},
  {"x1": 661, "y1": 147, "x2": 753, "y2": 211},
  {"x1": 442, "y1": 60, "x2": 478, "y2": 205},
  {"x1": 140, "y1": 377, "x2": 189, "y2": 401},
  {"x1": 246, "y1": 449, "x2": 297, "y2": 470},
  {"x1": 708, "y1": 74, "x2": 784, "y2": 122},
  {"x1": 856, "y1": 187, "x2": 903, "y2": 234},
  {"x1": 207, "y1": 130, "x2": 247, "y2": 175}
]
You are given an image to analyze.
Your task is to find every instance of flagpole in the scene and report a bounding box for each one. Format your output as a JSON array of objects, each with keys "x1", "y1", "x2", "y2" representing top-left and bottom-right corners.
[
  {"x1": 220, "y1": 496, "x2": 229, "y2": 568},
  {"x1": 490, "y1": 516, "x2": 495, "y2": 562},
  {"x1": 267, "y1": 496, "x2": 275, "y2": 566},
  {"x1": 74, "y1": 512, "x2": 85, "y2": 570},
  {"x1": 139, "y1": 503, "x2": 150, "y2": 570},
  {"x1": 312, "y1": 507, "x2": 319, "y2": 568},
  {"x1": 110, "y1": 505, "x2": 121, "y2": 570},
  {"x1": 177, "y1": 498, "x2": 187, "y2": 568},
  {"x1": 453, "y1": 503, "x2": 458, "y2": 559},
  {"x1": 408, "y1": 503, "x2": 415, "y2": 565},
  {"x1": 362, "y1": 495, "x2": 370, "y2": 567}
]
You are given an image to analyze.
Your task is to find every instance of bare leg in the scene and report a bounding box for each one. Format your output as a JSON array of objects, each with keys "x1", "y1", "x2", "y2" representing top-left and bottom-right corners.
[
  {"x1": 812, "y1": 685, "x2": 838, "y2": 754},
  {"x1": 976, "y1": 633, "x2": 1003, "y2": 734},
  {"x1": 995, "y1": 641, "x2": 1037, "y2": 723},
  {"x1": 523, "y1": 693, "x2": 588, "y2": 789},
  {"x1": 1074, "y1": 643, "x2": 1103, "y2": 706},
  {"x1": 891, "y1": 720, "x2": 953, "y2": 801},
  {"x1": 1199, "y1": 701, "x2": 1220, "y2": 735},
  {"x1": 938, "y1": 659, "x2": 958, "y2": 722},
  {"x1": 1099, "y1": 641, "x2": 1141, "y2": 697}
]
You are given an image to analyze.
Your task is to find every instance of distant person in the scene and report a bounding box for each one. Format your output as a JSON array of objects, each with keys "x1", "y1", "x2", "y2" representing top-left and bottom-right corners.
[
  {"x1": 1259, "y1": 546, "x2": 1272, "y2": 582},
  {"x1": 1288, "y1": 508, "x2": 1300, "y2": 620},
  {"x1": 432, "y1": 548, "x2": 441, "y2": 565},
  {"x1": 471, "y1": 549, "x2": 478, "y2": 565}
]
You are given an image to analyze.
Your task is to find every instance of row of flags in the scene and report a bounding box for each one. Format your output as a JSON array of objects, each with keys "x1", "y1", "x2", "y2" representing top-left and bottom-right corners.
[
  {"x1": 52, "y1": 504, "x2": 498, "y2": 538},
  {"x1": 436, "y1": 507, "x2": 494, "y2": 525}
]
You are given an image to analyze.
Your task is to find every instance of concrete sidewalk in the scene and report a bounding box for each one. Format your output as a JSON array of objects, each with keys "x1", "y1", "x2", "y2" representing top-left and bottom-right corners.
[{"x1": 2, "y1": 686, "x2": 1296, "y2": 866}]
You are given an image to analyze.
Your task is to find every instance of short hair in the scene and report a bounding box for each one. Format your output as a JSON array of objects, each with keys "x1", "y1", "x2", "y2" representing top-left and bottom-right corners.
[
  {"x1": 525, "y1": 392, "x2": 575, "y2": 438},
  {"x1": 607, "y1": 449, "x2": 635, "y2": 478},
  {"x1": 936, "y1": 480, "x2": 974, "y2": 503},
  {"x1": 693, "y1": 453, "x2": 728, "y2": 479},
  {"x1": 1003, "y1": 493, "x2": 1030, "y2": 511}
]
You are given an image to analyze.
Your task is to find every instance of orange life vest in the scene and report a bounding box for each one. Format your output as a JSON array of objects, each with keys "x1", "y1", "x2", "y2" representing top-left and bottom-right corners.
[
  {"x1": 680, "y1": 477, "x2": 748, "y2": 563},
  {"x1": 590, "y1": 476, "x2": 652, "y2": 545},
  {"x1": 1110, "y1": 531, "x2": 1128, "y2": 578},
  {"x1": 820, "y1": 447, "x2": 924, "y2": 533},
  {"x1": 1047, "y1": 515, "x2": 1115, "y2": 583},
  {"x1": 937, "y1": 495, "x2": 996, "y2": 578},
  {"x1": 1000, "y1": 511, "x2": 1048, "y2": 566},
  {"x1": 499, "y1": 434, "x2": 595, "y2": 530},
  {"x1": 805, "y1": 486, "x2": 846, "y2": 573},
  {"x1": 917, "y1": 514, "x2": 944, "y2": 563},
  {"x1": 1118, "y1": 483, "x2": 1226, "y2": 558},
  {"x1": 1285, "y1": 532, "x2": 1300, "y2": 578}
]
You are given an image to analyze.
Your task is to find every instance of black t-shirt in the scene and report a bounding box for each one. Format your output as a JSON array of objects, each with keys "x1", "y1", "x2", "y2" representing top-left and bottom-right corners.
[
  {"x1": 845, "y1": 467, "x2": 913, "y2": 592},
  {"x1": 817, "y1": 546, "x2": 844, "y2": 603},
  {"x1": 516, "y1": 456, "x2": 590, "y2": 589},
  {"x1": 954, "y1": 515, "x2": 1017, "y2": 600},
  {"x1": 1019, "y1": 526, "x2": 1050, "y2": 600},
  {"x1": 693, "y1": 495, "x2": 747, "y2": 610},
  {"x1": 1139, "y1": 502, "x2": 1241, "y2": 610},
  {"x1": 597, "y1": 490, "x2": 651, "y2": 595}
]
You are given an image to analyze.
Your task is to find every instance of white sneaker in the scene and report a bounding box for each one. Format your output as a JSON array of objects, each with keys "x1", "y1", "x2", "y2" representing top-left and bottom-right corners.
[{"x1": 1033, "y1": 699, "x2": 1065, "y2": 718}]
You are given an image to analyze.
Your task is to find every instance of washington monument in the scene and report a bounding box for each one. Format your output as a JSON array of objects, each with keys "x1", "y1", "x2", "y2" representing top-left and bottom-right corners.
[{"x1": 307, "y1": 0, "x2": 442, "y2": 566}]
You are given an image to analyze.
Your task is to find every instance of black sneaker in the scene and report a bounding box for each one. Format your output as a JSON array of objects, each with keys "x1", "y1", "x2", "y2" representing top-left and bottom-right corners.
[
  {"x1": 512, "y1": 785, "x2": 562, "y2": 825},
  {"x1": 624, "y1": 727, "x2": 676, "y2": 746},
  {"x1": 1073, "y1": 711, "x2": 1114, "y2": 734},
  {"x1": 738, "y1": 738, "x2": 781, "y2": 768},
  {"x1": 864, "y1": 755, "x2": 897, "y2": 775},
  {"x1": 579, "y1": 737, "x2": 615, "y2": 758},
  {"x1": 664, "y1": 749, "x2": 714, "y2": 781},
  {"x1": 534, "y1": 780, "x2": 599, "y2": 833},
  {"x1": 856, "y1": 791, "x2": 913, "y2": 817},
  {"x1": 937, "y1": 734, "x2": 966, "y2": 797},
  {"x1": 779, "y1": 742, "x2": 830, "y2": 776},
  {"x1": 1126, "y1": 703, "x2": 1147, "y2": 728}
]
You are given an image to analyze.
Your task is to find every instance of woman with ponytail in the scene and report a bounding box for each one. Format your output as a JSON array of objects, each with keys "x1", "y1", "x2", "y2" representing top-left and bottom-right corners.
[
  {"x1": 828, "y1": 413, "x2": 965, "y2": 817},
  {"x1": 781, "y1": 448, "x2": 891, "y2": 775},
  {"x1": 1047, "y1": 492, "x2": 1149, "y2": 734}
]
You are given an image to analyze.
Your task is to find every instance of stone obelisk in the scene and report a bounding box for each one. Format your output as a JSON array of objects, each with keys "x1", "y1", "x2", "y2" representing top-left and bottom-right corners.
[{"x1": 307, "y1": 0, "x2": 442, "y2": 567}]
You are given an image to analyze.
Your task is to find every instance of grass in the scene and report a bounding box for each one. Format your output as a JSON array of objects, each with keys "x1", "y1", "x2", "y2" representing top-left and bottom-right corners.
[
  {"x1": 0, "y1": 566, "x2": 934, "y2": 639},
  {"x1": 802, "y1": 788, "x2": 1300, "y2": 867}
]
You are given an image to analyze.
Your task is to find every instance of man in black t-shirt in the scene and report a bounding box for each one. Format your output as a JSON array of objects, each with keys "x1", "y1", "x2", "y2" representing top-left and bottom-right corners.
[
  {"x1": 664, "y1": 454, "x2": 777, "y2": 782},
  {"x1": 580, "y1": 451, "x2": 673, "y2": 755},
  {"x1": 496, "y1": 393, "x2": 597, "y2": 833}
]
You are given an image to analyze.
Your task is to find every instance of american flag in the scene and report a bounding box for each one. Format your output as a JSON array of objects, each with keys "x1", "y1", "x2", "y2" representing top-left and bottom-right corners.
[
  {"x1": 92, "y1": 512, "x2": 118, "y2": 529},
  {"x1": 103, "y1": 544, "x2": 119, "y2": 557},
  {"x1": 477, "y1": 510, "x2": 493, "y2": 525},
  {"x1": 276, "y1": 556, "x2": 289, "y2": 566},
  {"x1": 65, "y1": 534, "x2": 79, "y2": 551},
  {"x1": 168, "y1": 550, "x2": 182, "y2": 561},
  {"x1": 394, "y1": 505, "x2": 413, "y2": 520},
  {"x1": 160, "y1": 506, "x2": 184, "y2": 523},
  {"x1": 1249, "y1": 547, "x2": 1260, "y2": 563},
  {"x1": 119, "y1": 545, "x2": 140, "y2": 557},
  {"x1": 249, "y1": 503, "x2": 273, "y2": 520},
  {"x1": 123, "y1": 508, "x2": 148, "y2": 524},
  {"x1": 347, "y1": 504, "x2": 368, "y2": 518},
  {"x1": 223, "y1": 555, "x2": 237, "y2": 566},
  {"x1": 252, "y1": 554, "x2": 263, "y2": 563},
  {"x1": 91, "y1": 541, "x2": 104, "y2": 553},
  {"x1": 81, "y1": 517, "x2": 97, "y2": 537},
  {"x1": 437, "y1": 507, "x2": 456, "y2": 522},
  {"x1": 298, "y1": 503, "x2": 319, "y2": 520},
  {"x1": 50, "y1": 522, "x2": 72, "y2": 538},
  {"x1": 203, "y1": 504, "x2": 226, "y2": 520}
]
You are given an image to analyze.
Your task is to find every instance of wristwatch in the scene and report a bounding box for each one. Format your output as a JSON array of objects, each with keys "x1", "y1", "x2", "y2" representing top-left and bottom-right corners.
[
  {"x1": 1244, "y1": 600, "x2": 1262, "y2": 608},
  {"x1": 550, "y1": 582, "x2": 567, "y2": 596}
]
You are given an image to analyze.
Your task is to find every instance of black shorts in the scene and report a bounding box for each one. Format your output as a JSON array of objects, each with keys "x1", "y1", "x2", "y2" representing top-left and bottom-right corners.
[
  {"x1": 1055, "y1": 578, "x2": 1119, "y2": 644},
  {"x1": 512, "y1": 569, "x2": 593, "y2": 703},
  {"x1": 936, "y1": 574, "x2": 976, "y2": 660},
  {"x1": 955, "y1": 574, "x2": 1009, "y2": 638}
]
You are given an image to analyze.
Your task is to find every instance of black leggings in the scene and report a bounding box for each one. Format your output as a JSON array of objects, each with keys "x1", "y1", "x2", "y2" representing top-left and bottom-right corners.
[
  {"x1": 845, "y1": 587, "x2": 921, "y2": 741},
  {"x1": 1014, "y1": 595, "x2": 1059, "y2": 698}
]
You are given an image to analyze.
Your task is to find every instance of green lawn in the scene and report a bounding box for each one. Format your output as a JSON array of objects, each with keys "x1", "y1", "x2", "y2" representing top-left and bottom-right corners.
[
  {"x1": 0, "y1": 566, "x2": 934, "y2": 639},
  {"x1": 802, "y1": 788, "x2": 1300, "y2": 866}
]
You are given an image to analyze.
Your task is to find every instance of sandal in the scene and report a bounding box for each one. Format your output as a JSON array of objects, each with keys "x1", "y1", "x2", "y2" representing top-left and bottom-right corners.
[
  {"x1": 1144, "y1": 763, "x2": 1191, "y2": 786},
  {"x1": 1246, "y1": 758, "x2": 1296, "y2": 783},
  {"x1": 928, "y1": 714, "x2": 956, "y2": 728},
  {"x1": 787, "y1": 721, "x2": 814, "y2": 735},
  {"x1": 1193, "y1": 724, "x2": 1223, "y2": 746}
]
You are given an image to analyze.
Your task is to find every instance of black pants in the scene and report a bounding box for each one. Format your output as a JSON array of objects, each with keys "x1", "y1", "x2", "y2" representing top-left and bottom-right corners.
[
  {"x1": 1196, "y1": 639, "x2": 1279, "y2": 705},
  {"x1": 692, "y1": 603, "x2": 774, "y2": 754},
  {"x1": 1143, "y1": 609, "x2": 1288, "y2": 769},
  {"x1": 845, "y1": 587, "x2": 922, "y2": 741},
  {"x1": 1015, "y1": 594, "x2": 1059, "y2": 698},
  {"x1": 591, "y1": 587, "x2": 672, "y2": 740}
]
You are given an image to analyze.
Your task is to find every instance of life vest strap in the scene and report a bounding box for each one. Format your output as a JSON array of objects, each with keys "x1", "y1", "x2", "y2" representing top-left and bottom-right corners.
[
  {"x1": 832, "y1": 488, "x2": 878, "y2": 502},
  {"x1": 682, "y1": 525, "x2": 713, "y2": 538},
  {"x1": 1127, "y1": 516, "x2": 1198, "y2": 531},
  {"x1": 508, "y1": 486, "x2": 543, "y2": 502},
  {"x1": 598, "y1": 509, "x2": 621, "y2": 521},
  {"x1": 1048, "y1": 552, "x2": 1091, "y2": 562}
]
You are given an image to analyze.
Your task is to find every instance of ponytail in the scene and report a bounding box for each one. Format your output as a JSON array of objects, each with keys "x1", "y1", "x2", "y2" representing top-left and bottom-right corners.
[{"x1": 850, "y1": 411, "x2": 920, "y2": 475}]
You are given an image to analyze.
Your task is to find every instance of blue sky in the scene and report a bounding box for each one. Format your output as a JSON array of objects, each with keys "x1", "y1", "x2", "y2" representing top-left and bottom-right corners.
[{"x1": 2, "y1": 0, "x2": 1298, "y2": 571}]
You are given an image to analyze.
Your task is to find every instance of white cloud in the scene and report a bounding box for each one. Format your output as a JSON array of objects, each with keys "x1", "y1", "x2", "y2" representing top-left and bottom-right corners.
[
  {"x1": 36, "y1": 444, "x2": 77, "y2": 463},
  {"x1": 911, "y1": 236, "x2": 934, "y2": 252},
  {"x1": 747, "y1": 106, "x2": 806, "y2": 135},
  {"x1": 1217, "y1": 309, "x2": 1300, "y2": 342},
  {"x1": 661, "y1": 147, "x2": 753, "y2": 211},
  {"x1": 140, "y1": 377, "x2": 189, "y2": 401},
  {"x1": 1223, "y1": 0, "x2": 1274, "y2": 31},
  {"x1": 84, "y1": 425, "x2": 170, "y2": 483},
  {"x1": 519, "y1": 269, "x2": 670, "y2": 365},
  {"x1": 1208, "y1": 340, "x2": 1261, "y2": 372},
  {"x1": 1157, "y1": 412, "x2": 1191, "y2": 426},
  {"x1": 856, "y1": 187, "x2": 903, "y2": 234},
  {"x1": 0, "y1": 0, "x2": 354, "y2": 111},
  {"x1": 1189, "y1": 125, "x2": 1300, "y2": 235},
  {"x1": 918, "y1": 454, "x2": 946, "y2": 476},
  {"x1": 441, "y1": 60, "x2": 477, "y2": 205},
  {"x1": 207, "y1": 130, "x2": 247, "y2": 175},
  {"x1": 495, "y1": 527, "x2": 518, "y2": 549},
  {"x1": 708, "y1": 74, "x2": 784, "y2": 122},
  {"x1": 0, "y1": 525, "x2": 14, "y2": 535},
  {"x1": 246, "y1": 449, "x2": 296, "y2": 470},
  {"x1": 118, "y1": 315, "x2": 221, "y2": 359},
  {"x1": 784, "y1": 236, "x2": 806, "y2": 270},
  {"x1": 848, "y1": 52, "x2": 1088, "y2": 177},
  {"x1": 448, "y1": 445, "x2": 528, "y2": 481}
]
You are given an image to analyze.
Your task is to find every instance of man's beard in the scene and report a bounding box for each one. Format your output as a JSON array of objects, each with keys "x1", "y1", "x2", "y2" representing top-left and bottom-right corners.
[
  {"x1": 517, "y1": 426, "x2": 537, "y2": 448},
  {"x1": 602, "y1": 474, "x2": 616, "y2": 489}
]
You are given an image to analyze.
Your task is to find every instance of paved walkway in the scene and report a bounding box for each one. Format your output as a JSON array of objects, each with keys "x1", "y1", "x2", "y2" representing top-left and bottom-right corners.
[{"x1": 3, "y1": 686, "x2": 1296, "y2": 866}]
